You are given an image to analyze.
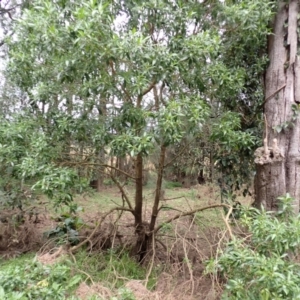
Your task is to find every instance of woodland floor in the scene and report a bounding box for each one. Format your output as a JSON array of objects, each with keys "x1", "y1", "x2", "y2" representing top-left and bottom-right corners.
[{"x1": 0, "y1": 181, "x2": 253, "y2": 299}]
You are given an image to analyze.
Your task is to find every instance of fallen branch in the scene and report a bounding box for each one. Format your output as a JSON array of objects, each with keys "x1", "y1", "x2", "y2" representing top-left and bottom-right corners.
[
  {"x1": 163, "y1": 196, "x2": 184, "y2": 201},
  {"x1": 70, "y1": 207, "x2": 134, "y2": 253},
  {"x1": 158, "y1": 205, "x2": 183, "y2": 213},
  {"x1": 154, "y1": 203, "x2": 230, "y2": 234}
]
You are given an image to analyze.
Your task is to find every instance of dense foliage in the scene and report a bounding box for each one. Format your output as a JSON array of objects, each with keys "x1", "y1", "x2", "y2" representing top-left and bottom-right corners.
[
  {"x1": 0, "y1": 0, "x2": 276, "y2": 261},
  {"x1": 208, "y1": 194, "x2": 300, "y2": 299},
  {"x1": 0, "y1": 0, "x2": 275, "y2": 207}
]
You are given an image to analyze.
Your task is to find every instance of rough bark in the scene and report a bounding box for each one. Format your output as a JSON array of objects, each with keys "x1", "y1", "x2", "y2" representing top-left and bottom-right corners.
[
  {"x1": 254, "y1": 1, "x2": 300, "y2": 213},
  {"x1": 254, "y1": 146, "x2": 285, "y2": 210}
]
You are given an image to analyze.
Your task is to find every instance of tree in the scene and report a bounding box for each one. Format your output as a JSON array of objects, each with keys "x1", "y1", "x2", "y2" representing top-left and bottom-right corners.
[
  {"x1": 3, "y1": 0, "x2": 275, "y2": 258},
  {"x1": 254, "y1": 1, "x2": 300, "y2": 213}
]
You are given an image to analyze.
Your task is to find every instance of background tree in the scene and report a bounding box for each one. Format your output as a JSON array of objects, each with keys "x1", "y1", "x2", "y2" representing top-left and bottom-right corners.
[{"x1": 0, "y1": 0, "x2": 30, "y2": 116}]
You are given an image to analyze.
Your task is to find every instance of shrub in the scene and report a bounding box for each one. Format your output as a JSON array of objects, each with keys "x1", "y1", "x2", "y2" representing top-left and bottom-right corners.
[
  {"x1": 207, "y1": 194, "x2": 300, "y2": 299},
  {"x1": 0, "y1": 259, "x2": 81, "y2": 299},
  {"x1": 44, "y1": 204, "x2": 84, "y2": 245}
]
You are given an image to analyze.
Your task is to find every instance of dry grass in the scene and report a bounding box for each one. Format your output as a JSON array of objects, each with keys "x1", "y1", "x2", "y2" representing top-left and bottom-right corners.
[{"x1": 0, "y1": 210, "x2": 49, "y2": 258}]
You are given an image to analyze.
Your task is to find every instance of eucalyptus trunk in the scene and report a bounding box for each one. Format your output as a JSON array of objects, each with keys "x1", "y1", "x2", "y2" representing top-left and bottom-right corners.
[{"x1": 254, "y1": 1, "x2": 300, "y2": 213}]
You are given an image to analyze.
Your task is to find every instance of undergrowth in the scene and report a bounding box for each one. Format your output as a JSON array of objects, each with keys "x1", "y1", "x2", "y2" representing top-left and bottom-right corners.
[
  {"x1": 164, "y1": 181, "x2": 183, "y2": 189},
  {"x1": 207, "y1": 194, "x2": 300, "y2": 299},
  {"x1": 0, "y1": 253, "x2": 35, "y2": 271},
  {"x1": 0, "y1": 249, "x2": 157, "y2": 300},
  {"x1": 74, "y1": 249, "x2": 157, "y2": 290},
  {"x1": 0, "y1": 259, "x2": 81, "y2": 299}
]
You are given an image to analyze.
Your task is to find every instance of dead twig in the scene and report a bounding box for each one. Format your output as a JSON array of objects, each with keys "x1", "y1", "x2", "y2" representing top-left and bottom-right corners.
[
  {"x1": 70, "y1": 207, "x2": 134, "y2": 253},
  {"x1": 222, "y1": 206, "x2": 234, "y2": 239}
]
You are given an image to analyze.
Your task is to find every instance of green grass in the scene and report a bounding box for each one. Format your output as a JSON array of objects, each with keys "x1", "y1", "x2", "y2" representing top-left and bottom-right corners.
[
  {"x1": 73, "y1": 249, "x2": 157, "y2": 290},
  {"x1": 164, "y1": 181, "x2": 183, "y2": 189},
  {"x1": 194, "y1": 208, "x2": 226, "y2": 230},
  {"x1": 0, "y1": 249, "x2": 157, "y2": 299},
  {"x1": 0, "y1": 253, "x2": 35, "y2": 271},
  {"x1": 0, "y1": 256, "x2": 82, "y2": 299}
]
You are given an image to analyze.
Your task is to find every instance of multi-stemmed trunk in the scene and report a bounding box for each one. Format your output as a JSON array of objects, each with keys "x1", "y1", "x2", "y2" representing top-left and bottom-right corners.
[{"x1": 134, "y1": 146, "x2": 166, "y2": 262}]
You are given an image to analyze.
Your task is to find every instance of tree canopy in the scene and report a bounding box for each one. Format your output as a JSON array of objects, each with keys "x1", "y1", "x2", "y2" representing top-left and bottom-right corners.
[{"x1": 0, "y1": 0, "x2": 276, "y2": 257}]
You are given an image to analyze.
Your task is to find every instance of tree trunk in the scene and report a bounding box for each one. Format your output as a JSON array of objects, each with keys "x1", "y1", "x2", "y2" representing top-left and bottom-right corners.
[
  {"x1": 134, "y1": 153, "x2": 143, "y2": 226},
  {"x1": 254, "y1": 1, "x2": 300, "y2": 213},
  {"x1": 133, "y1": 153, "x2": 148, "y2": 262},
  {"x1": 149, "y1": 145, "x2": 166, "y2": 232}
]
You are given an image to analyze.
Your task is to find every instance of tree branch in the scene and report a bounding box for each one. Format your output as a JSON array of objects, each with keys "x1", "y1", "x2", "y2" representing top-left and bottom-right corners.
[
  {"x1": 109, "y1": 172, "x2": 133, "y2": 210},
  {"x1": 154, "y1": 203, "x2": 230, "y2": 234},
  {"x1": 140, "y1": 80, "x2": 156, "y2": 97},
  {"x1": 59, "y1": 161, "x2": 136, "y2": 180},
  {"x1": 109, "y1": 60, "x2": 132, "y2": 102},
  {"x1": 137, "y1": 80, "x2": 156, "y2": 105}
]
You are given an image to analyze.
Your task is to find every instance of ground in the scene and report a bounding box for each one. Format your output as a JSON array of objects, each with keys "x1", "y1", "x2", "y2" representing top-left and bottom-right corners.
[{"x1": 0, "y1": 180, "x2": 253, "y2": 299}]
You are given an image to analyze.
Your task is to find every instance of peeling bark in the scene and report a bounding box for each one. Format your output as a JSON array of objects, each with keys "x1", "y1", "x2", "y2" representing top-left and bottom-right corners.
[{"x1": 254, "y1": 1, "x2": 300, "y2": 213}]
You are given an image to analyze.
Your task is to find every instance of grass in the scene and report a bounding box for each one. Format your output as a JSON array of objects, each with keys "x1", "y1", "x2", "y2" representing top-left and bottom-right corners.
[
  {"x1": 0, "y1": 256, "x2": 82, "y2": 299},
  {"x1": 164, "y1": 181, "x2": 183, "y2": 189},
  {"x1": 65, "y1": 175, "x2": 225, "y2": 221},
  {"x1": 0, "y1": 249, "x2": 157, "y2": 299},
  {"x1": 194, "y1": 208, "x2": 225, "y2": 230},
  {"x1": 73, "y1": 249, "x2": 157, "y2": 290},
  {"x1": 0, "y1": 253, "x2": 35, "y2": 271},
  {"x1": 2, "y1": 249, "x2": 157, "y2": 299}
]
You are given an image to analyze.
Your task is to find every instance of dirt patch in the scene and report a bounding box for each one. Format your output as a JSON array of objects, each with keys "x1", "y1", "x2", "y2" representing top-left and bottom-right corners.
[
  {"x1": 75, "y1": 282, "x2": 113, "y2": 299},
  {"x1": 72, "y1": 211, "x2": 224, "y2": 299},
  {"x1": 126, "y1": 280, "x2": 159, "y2": 300},
  {"x1": 144, "y1": 215, "x2": 225, "y2": 299},
  {"x1": 37, "y1": 246, "x2": 67, "y2": 265},
  {"x1": 155, "y1": 272, "x2": 220, "y2": 300}
]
